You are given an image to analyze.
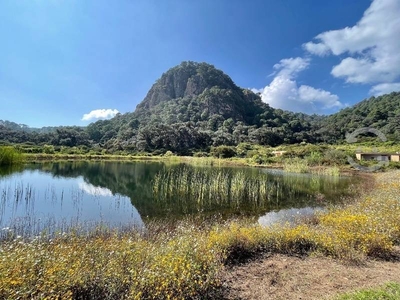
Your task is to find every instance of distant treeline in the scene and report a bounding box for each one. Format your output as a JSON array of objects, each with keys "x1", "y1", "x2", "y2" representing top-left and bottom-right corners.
[{"x1": 1, "y1": 92, "x2": 400, "y2": 155}]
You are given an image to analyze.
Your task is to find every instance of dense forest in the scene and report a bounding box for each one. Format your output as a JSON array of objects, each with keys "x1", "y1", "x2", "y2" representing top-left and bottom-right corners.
[{"x1": 1, "y1": 62, "x2": 399, "y2": 154}]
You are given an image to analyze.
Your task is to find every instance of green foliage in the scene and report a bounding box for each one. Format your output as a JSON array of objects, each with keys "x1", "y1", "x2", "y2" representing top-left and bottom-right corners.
[
  {"x1": 323, "y1": 149, "x2": 348, "y2": 165},
  {"x1": 323, "y1": 166, "x2": 341, "y2": 177},
  {"x1": 163, "y1": 150, "x2": 174, "y2": 157},
  {"x1": 0, "y1": 146, "x2": 24, "y2": 166},
  {"x1": 193, "y1": 151, "x2": 209, "y2": 157},
  {"x1": 42, "y1": 144, "x2": 55, "y2": 154},
  {"x1": 322, "y1": 92, "x2": 400, "y2": 143},
  {"x1": 210, "y1": 145, "x2": 236, "y2": 158},
  {"x1": 306, "y1": 151, "x2": 324, "y2": 166},
  {"x1": 283, "y1": 157, "x2": 310, "y2": 173}
]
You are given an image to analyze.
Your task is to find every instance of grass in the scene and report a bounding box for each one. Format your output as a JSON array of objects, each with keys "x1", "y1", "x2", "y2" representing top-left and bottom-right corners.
[
  {"x1": 336, "y1": 282, "x2": 400, "y2": 299},
  {"x1": 0, "y1": 146, "x2": 24, "y2": 166},
  {"x1": 1, "y1": 171, "x2": 400, "y2": 298},
  {"x1": 323, "y1": 165, "x2": 341, "y2": 176},
  {"x1": 283, "y1": 157, "x2": 310, "y2": 173}
]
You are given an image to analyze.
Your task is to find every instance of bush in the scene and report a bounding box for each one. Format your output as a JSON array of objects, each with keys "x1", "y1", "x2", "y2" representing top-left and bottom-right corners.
[
  {"x1": 323, "y1": 149, "x2": 347, "y2": 165},
  {"x1": 210, "y1": 146, "x2": 236, "y2": 158},
  {"x1": 164, "y1": 150, "x2": 174, "y2": 157},
  {"x1": 42, "y1": 144, "x2": 55, "y2": 154},
  {"x1": 235, "y1": 143, "x2": 254, "y2": 158},
  {"x1": 193, "y1": 151, "x2": 209, "y2": 157},
  {"x1": 306, "y1": 151, "x2": 323, "y2": 166}
]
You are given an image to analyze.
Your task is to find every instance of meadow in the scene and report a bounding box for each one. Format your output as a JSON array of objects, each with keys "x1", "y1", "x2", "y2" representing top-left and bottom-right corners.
[{"x1": 1, "y1": 169, "x2": 399, "y2": 299}]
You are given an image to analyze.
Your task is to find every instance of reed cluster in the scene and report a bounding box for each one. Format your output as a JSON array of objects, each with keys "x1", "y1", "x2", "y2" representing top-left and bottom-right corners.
[
  {"x1": 0, "y1": 146, "x2": 24, "y2": 166},
  {"x1": 153, "y1": 166, "x2": 275, "y2": 212}
]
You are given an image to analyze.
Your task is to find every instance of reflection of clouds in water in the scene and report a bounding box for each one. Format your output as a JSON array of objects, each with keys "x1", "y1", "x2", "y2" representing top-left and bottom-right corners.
[
  {"x1": 258, "y1": 207, "x2": 323, "y2": 227},
  {"x1": 79, "y1": 182, "x2": 113, "y2": 197}
]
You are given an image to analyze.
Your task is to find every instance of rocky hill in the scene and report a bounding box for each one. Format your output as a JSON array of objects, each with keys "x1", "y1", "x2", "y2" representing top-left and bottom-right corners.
[{"x1": 133, "y1": 61, "x2": 269, "y2": 125}]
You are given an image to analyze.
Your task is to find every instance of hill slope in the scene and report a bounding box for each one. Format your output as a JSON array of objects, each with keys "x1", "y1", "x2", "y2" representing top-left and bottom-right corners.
[{"x1": 321, "y1": 92, "x2": 400, "y2": 142}]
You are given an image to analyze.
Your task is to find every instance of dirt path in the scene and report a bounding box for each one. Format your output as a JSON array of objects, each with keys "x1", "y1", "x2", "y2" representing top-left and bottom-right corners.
[{"x1": 221, "y1": 252, "x2": 400, "y2": 299}]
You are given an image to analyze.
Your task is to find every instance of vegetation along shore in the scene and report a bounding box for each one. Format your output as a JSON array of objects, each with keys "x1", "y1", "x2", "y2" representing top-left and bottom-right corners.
[{"x1": 1, "y1": 170, "x2": 399, "y2": 299}]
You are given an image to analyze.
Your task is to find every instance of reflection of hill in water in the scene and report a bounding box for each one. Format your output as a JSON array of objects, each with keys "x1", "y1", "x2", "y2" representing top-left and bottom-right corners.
[{"x1": 21, "y1": 162, "x2": 357, "y2": 219}]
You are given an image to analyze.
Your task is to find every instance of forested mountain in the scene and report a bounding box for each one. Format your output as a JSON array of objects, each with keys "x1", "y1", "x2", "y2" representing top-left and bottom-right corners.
[
  {"x1": 321, "y1": 92, "x2": 400, "y2": 142},
  {"x1": 1, "y1": 62, "x2": 399, "y2": 153}
]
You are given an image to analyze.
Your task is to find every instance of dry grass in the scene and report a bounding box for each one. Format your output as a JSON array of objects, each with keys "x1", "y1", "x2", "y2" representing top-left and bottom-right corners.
[{"x1": 222, "y1": 252, "x2": 400, "y2": 300}]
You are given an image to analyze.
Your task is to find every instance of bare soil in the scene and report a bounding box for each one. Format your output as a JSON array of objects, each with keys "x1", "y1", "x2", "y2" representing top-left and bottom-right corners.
[{"x1": 221, "y1": 250, "x2": 400, "y2": 300}]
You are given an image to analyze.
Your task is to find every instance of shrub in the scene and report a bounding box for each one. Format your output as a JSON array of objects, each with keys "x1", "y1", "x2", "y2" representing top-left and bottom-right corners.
[
  {"x1": 210, "y1": 146, "x2": 236, "y2": 158},
  {"x1": 193, "y1": 151, "x2": 209, "y2": 157},
  {"x1": 323, "y1": 149, "x2": 347, "y2": 165},
  {"x1": 164, "y1": 150, "x2": 174, "y2": 157},
  {"x1": 306, "y1": 151, "x2": 323, "y2": 166},
  {"x1": 42, "y1": 144, "x2": 55, "y2": 154}
]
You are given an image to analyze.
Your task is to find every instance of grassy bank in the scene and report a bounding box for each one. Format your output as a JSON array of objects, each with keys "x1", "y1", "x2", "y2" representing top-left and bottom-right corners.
[{"x1": 1, "y1": 171, "x2": 399, "y2": 299}]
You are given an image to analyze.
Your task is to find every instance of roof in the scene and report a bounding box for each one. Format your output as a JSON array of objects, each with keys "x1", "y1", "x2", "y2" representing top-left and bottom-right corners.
[{"x1": 357, "y1": 153, "x2": 399, "y2": 155}]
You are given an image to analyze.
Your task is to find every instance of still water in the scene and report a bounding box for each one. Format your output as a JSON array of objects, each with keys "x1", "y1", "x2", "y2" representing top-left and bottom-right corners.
[{"x1": 0, "y1": 161, "x2": 358, "y2": 237}]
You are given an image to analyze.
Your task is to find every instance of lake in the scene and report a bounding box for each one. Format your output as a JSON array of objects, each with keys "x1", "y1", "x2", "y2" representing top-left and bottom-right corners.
[{"x1": 0, "y1": 161, "x2": 358, "y2": 238}]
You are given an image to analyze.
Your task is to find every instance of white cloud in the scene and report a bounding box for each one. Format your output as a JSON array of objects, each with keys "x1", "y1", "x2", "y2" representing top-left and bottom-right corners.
[
  {"x1": 256, "y1": 57, "x2": 343, "y2": 113},
  {"x1": 82, "y1": 109, "x2": 119, "y2": 121},
  {"x1": 304, "y1": 0, "x2": 400, "y2": 84},
  {"x1": 370, "y1": 82, "x2": 400, "y2": 96},
  {"x1": 273, "y1": 57, "x2": 310, "y2": 77},
  {"x1": 298, "y1": 85, "x2": 342, "y2": 109}
]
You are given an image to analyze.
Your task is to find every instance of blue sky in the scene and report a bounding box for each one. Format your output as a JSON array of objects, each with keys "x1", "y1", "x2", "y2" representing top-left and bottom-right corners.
[{"x1": 1, "y1": 0, "x2": 399, "y2": 127}]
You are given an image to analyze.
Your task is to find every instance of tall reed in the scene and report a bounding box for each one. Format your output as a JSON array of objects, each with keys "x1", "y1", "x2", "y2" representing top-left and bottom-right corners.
[
  {"x1": 152, "y1": 166, "x2": 276, "y2": 213},
  {"x1": 0, "y1": 147, "x2": 24, "y2": 166}
]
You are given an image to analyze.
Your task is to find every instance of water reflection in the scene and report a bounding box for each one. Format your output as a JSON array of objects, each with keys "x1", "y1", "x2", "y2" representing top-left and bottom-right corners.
[
  {"x1": 0, "y1": 170, "x2": 144, "y2": 238},
  {"x1": 0, "y1": 162, "x2": 358, "y2": 237},
  {"x1": 258, "y1": 207, "x2": 323, "y2": 227},
  {"x1": 79, "y1": 182, "x2": 113, "y2": 197}
]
